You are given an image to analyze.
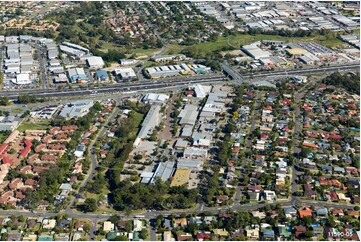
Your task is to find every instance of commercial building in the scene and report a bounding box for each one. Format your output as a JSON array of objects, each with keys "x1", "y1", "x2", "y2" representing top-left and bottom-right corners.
[
  {"x1": 177, "y1": 158, "x2": 203, "y2": 171},
  {"x1": 114, "y1": 67, "x2": 137, "y2": 81},
  {"x1": 339, "y1": 35, "x2": 360, "y2": 49},
  {"x1": 61, "y1": 42, "x2": 89, "y2": 53},
  {"x1": 242, "y1": 43, "x2": 271, "y2": 60},
  {"x1": 152, "y1": 161, "x2": 175, "y2": 183},
  {"x1": 183, "y1": 147, "x2": 208, "y2": 159},
  {"x1": 193, "y1": 84, "x2": 210, "y2": 98},
  {"x1": 151, "y1": 54, "x2": 187, "y2": 63},
  {"x1": 95, "y1": 70, "x2": 109, "y2": 82},
  {"x1": 67, "y1": 68, "x2": 89, "y2": 83},
  {"x1": 145, "y1": 63, "x2": 211, "y2": 78},
  {"x1": 170, "y1": 168, "x2": 191, "y2": 187},
  {"x1": 146, "y1": 65, "x2": 182, "y2": 78},
  {"x1": 12, "y1": 73, "x2": 31, "y2": 85},
  {"x1": 332, "y1": 15, "x2": 359, "y2": 28},
  {"x1": 120, "y1": 59, "x2": 137, "y2": 66},
  {"x1": 86, "y1": 56, "x2": 105, "y2": 69},
  {"x1": 134, "y1": 105, "x2": 161, "y2": 147},
  {"x1": 299, "y1": 53, "x2": 320, "y2": 65},
  {"x1": 59, "y1": 42, "x2": 89, "y2": 58},
  {"x1": 142, "y1": 93, "x2": 169, "y2": 104},
  {"x1": 178, "y1": 104, "x2": 199, "y2": 127},
  {"x1": 0, "y1": 116, "x2": 20, "y2": 131},
  {"x1": 5, "y1": 36, "x2": 18, "y2": 43},
  {"x1": 59, "y1": 100, "x2": 94, "y2": 120}
]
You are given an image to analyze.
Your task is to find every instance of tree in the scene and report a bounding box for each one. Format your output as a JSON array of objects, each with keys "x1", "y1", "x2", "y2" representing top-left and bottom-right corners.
[
  {"x1": 82, "y1": 198, "x2": 97, "y2": 212},
  {"x1": 0, "y1": 96, "x2": 9, "y2": 106},
  {"x1": 305, "y1": 231, "x2": 314, "y2": 238},
  {"x1": 139, "y1": 229, "x2": 148, "y2": 239},
  {"x1": 83, "y1": 223, "x2": 91, "y2": 233},
  {"x1": 113, "y1": 235, "x2": 128, "y2": 241}
]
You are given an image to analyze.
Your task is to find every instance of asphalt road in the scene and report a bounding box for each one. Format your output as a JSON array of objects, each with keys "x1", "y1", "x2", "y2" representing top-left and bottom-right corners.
[
  {"x1": 0, "y1": 74, "x2": 226, "y2": 99},
  {"x1": 36, "y1": 45, "x2": 48, "y2": 90},
  {"x1": 243, "y1": 63, "x2": 360, "y2": 78},
  {"x1": 0, "y1": 63, "x2": 358, "y2": 99},
  {"x1": 245, "y1": 91, "x2": 262, "y2": 153},
  {"x1": 65, "y1": 105, "x2": 120, "y2": 214}
]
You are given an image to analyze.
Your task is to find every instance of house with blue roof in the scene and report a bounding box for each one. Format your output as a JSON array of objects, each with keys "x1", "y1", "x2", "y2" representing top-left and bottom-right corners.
[
  {"x1": 263, "y1": 229, "x2": 275, "y2": 240},
  {"x1": 95, "y1": 70, "x2": 109, "y2": 82},
  {"x1": 284, "y1": 207, "x2": 297, "y2": 218},
  {"x1": 334, "y1": 166, "x2": 345, "y2": 174}
]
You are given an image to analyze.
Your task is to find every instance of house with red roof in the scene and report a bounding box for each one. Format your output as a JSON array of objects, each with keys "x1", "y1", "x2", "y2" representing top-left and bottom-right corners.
[
  {"x1": 302, "y1": 141, "x2": 318, "y2": 149},
  {"x1": 304, "y1": 131, "x2": 319, "y2": 138},
  {"x1": 346, "y1": 103, "x2": 357, "y2": 109},
  {"x1": 196, "y1": 231, "x2": 211, "y2": 241},
  {"x1": 345, "y1": 167, "x2": 358, "y2": 175},
  {"x1": 294, "y1": 225, "x2": 306, "y2": 238},
  {"x1": 19, "y1": 140, "x2": 32, "y2": 158},
  {"x1": 0, "y1": 143, "x2": 8, "y2": 155},
  {"x1": 19, "y1": 146, "x2": 31, "y2": 158},
  {"x1": 35, "y1": 144, "x2": 46, "y2": 153},
  {"x1": 49, "y1": 127, "x2": 60, "y2": 135},
  {"x1": 331, "y1": 209, "x2": 344, "y2": 216},
  {"x1": 25, "y1": 179, "x2": 37, "y2": 186},
  {"x1": 260, "y1": 133, "x2": 268, "y2": 140},
  {"x1": 9, "y1": 178, "x2": 24, "y2": 190},
  {"x1": 298, "y1": 207, "x2": 313, "y2": 218},
  {"x1": 19, "y1": 165, "x2": 32, "y2": 174},
  {"x1": 15, "y1": 192, "x2": 26, "y2": 199},
  {"x1": 248, "y1": 184, "x2": 262, "y2": 192},
  {"x1": 281, "y1": 100, "x2": 291, "y2": 106},
  {"x1": 302, "y1": 106, "x2": 312, "y2": 111},
  {"x1": 328, "y1": 191, "x2": 339, "y2": 201},
  {"x1": 1, "y1": 156, "x2": 12, "y2": 165},
  {"x1": 264, "y1": 106, "x2": 273, "y2": 111},
  {"x1": 0, "y1": 191, "x2": 14, "y2": 205},
  {"x1": 330, "y1": 134, "x2": 342, "y2": 140}
]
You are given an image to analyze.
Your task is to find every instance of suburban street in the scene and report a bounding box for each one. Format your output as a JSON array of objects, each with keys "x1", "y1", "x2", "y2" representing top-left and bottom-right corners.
[{"x1": 65, "y1": 105, "x2": 120, "y2": 214}]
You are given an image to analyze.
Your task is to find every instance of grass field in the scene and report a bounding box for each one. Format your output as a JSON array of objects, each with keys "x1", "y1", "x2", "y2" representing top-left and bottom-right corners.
[
  {"x1": 165, "y1": 33, "x2": 346, "y2": 56},
  {"x1": 133, "y1": 112, "x2": 144, "y2": 128},
  {"x1": 352, "y1": 28, "x2": 360, "y2": 35},
  {"x1": 0, "y1": 133, "x2": 7, "y2": 143},
  {"x1": 17, "y1": 120, "x2": 51, "y2": 132}
]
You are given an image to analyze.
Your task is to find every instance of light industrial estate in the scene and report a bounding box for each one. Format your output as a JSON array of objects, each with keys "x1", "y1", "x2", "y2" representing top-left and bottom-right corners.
[{"x1": 0, "y1": 1, "x2": 359, "y2": 242}]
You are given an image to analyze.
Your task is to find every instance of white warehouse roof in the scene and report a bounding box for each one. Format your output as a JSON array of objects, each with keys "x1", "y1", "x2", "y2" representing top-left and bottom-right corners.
[
  {"x1": 86, "y1": 56, "x2": 105, "y2": 68},
  {"x1": 13, "y1": 73, "x2": 31, "y2": 85},
  {"x1": 114, "y1": 67, "x2": 137, "y2": 79},
  {"x1": 242, "y1": 44, "x2": 271, "y2": 59}
]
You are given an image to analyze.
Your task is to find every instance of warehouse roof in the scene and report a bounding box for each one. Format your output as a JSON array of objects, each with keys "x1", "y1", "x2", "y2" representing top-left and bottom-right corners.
[
  {"x1": 143, "y1": 93, "x2": 169, "y2": 103},
  {"x1": 137, "y1": 105, "x2": 160, "y2": 139},
  {"x1": 177, "y1": 158, "x2": 203, "y2": 171},
  {"x1": 153, "y1": 161, "x2": 175, "y2": 182},
  {"x1": 114, "y1": 67, "x2": 136, "y2": 78},
  {"x1": 86, "y1": 56, "x2": 105, "y2": 68},
  {"x1": 242, "y1": 44, "x2": 271, "y2": 59}
]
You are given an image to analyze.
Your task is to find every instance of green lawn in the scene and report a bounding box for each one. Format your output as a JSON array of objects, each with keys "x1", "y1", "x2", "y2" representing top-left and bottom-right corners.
[
  {"x1": 0, "y1": 133, "x2": 7, "y2": 143},
  {"x1": 133, "y1": 112, "x2": 144, "y2": 128},
  {"x1": 17, "y1": 121, "x2": 51, "y2": 132},
  {"x1": 352, "y1": 28, "x2": 360, "y2": 35}
]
